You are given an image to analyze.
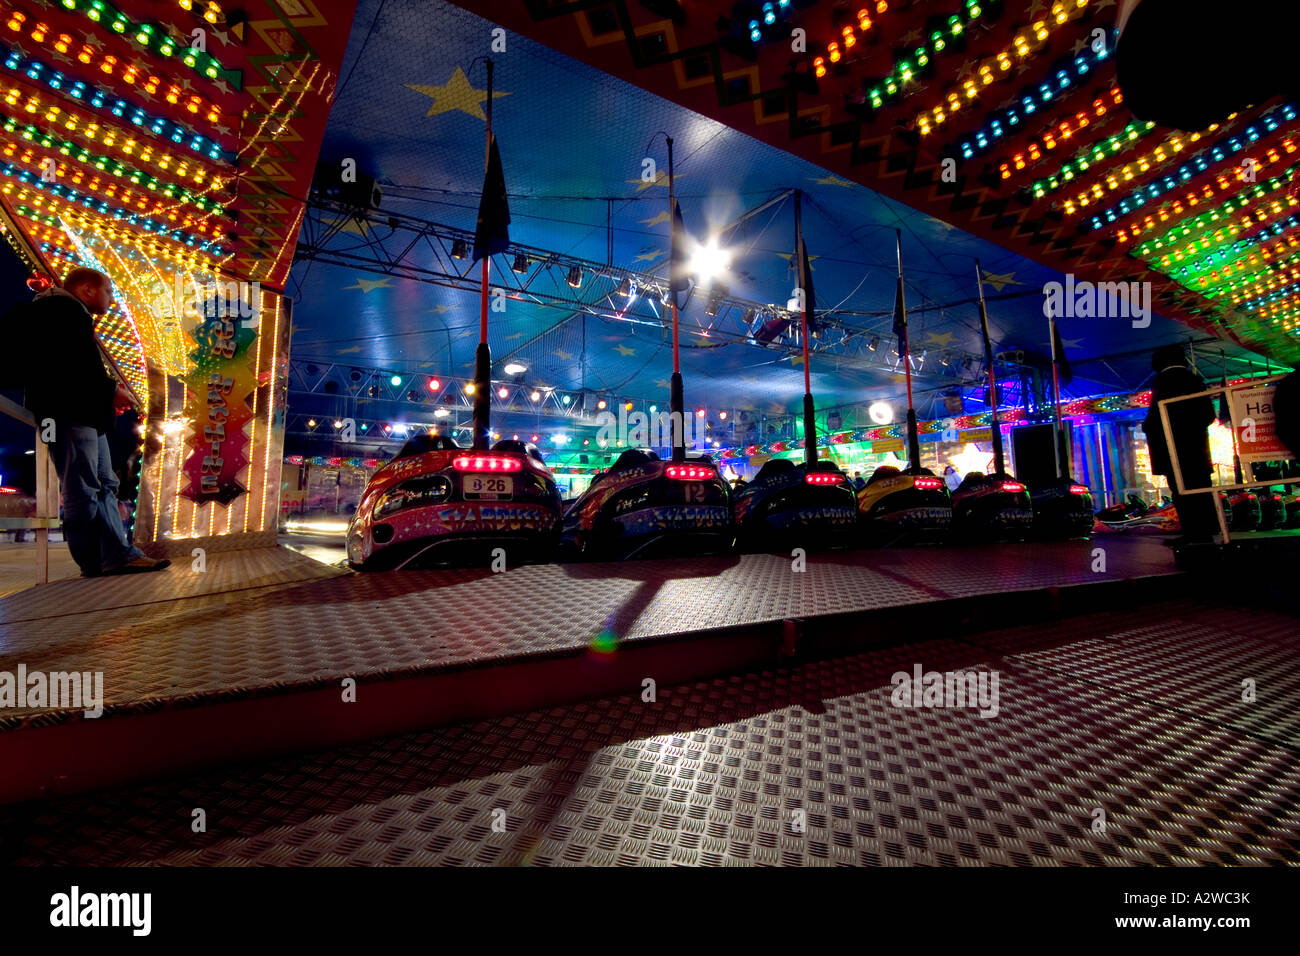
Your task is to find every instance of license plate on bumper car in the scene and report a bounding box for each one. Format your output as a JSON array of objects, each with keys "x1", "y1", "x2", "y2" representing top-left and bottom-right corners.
[{"x1": 464, "y1": 475, "x2": 514, "y2": 499}]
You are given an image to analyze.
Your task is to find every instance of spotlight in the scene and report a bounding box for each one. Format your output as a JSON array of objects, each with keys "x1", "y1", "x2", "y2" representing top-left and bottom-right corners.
[
  {"x1": 427, "y1": 377, "x2": 441, "y2": 391},
  {"x1": 503, "y1": 362, "x2": 527, "y2": 375},
  {"x1": 688, "y1": 237, "x2": 731, "y2": 285},
  {"x1": 531, "y1": 434, "x2": 539, "y2": 443},
  {"x1": 625, "y1": 401, "x2": 634, "y2": 412},
  {"x1": 562, "y1": 395, "x2": 572, "y2": 404},
  {"x1": 566, "y1": 266, "x2": 582, "y2": 288},
  {"x1": 434, "y1": 409, "x2": 449, "y2": 418},
  {"x1": 649, "y1": 405, "x2": 657, "y2": 414},
  {"x1": 868, "y1": 336, "x2": 880, "y2": 351},
  {"x1": 513, "y1": 434, "x2": 519, "y2": 441},
  {"x1": 333, "y1": 420, "x2": 343, "y2": 429},
  {"x1": 465, "y1": 383, "x2": 476, "y2": 395},
  {"x1": 869, "y1": 401, "x2": 892, "y2": 424},
  {"x1": 941, "y1": 353, "x2": 951, "y2": 366},
  {"x1": 497, "y1": 386, "x2": 509, "y2": 399},
  {"x1": 704, "y1": 295, "x2": 720, "y2": 317},
  {"x1": 307, "y1": 419, "x2": 317, "y2": 428},
  {"x1": 390, "y1": 375, "x2": 402, "y2": 386},
  {"x1": 597, "y1": 398, "x2": 607, "y2": 410},
  {"x1": 512, "y1": 253, "x2": 529, "y2": 273},
  {"x1": 531, "y1": 390, "x2": 541, "y2": 402},
  {"x1": 617, "y1": 277, "x2": 638, "y2": 297},
  {"x1": 450, "y1": 239, "x2": 469, "y2": 259},
  {"x1": 696, "y1": 408, "x2": 706, "y2": 418},
  {"x1": 719, "y1": 411, "x2": 727, "y2": 420}
]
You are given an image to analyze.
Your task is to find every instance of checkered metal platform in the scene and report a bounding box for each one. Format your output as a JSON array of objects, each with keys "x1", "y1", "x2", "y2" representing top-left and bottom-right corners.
[
  {"x1": 2, "y1": 599, "x2": 1295, "y2": 866},
  {"x1": 0, "y1": 538, "x2": 1177, "y2": 730}
]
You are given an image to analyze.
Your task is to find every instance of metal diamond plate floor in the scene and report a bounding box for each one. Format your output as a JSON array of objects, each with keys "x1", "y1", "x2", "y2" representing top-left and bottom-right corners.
[
  {"x1": 1, "y1": 599, "x2": 1295, "y2": 866},
  {"x1": 0, "y1": 538, "x2": 1177, "y2": 729}
]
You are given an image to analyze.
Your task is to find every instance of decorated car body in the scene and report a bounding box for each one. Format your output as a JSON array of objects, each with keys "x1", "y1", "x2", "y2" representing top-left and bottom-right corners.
[
  {"x1": 559, "y1": 449, "x2": 732, "y2": 559},
  {"x1": 347, "y1": 436, "x2": 561, "y2": 570}
]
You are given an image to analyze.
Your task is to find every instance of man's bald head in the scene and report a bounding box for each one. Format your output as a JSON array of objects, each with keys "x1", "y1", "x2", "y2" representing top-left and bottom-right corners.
[{"x1": 63, "y1": 268, "x2": 113, "y2": 315}]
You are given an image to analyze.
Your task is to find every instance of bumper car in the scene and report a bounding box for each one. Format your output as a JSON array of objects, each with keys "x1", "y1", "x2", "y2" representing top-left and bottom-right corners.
[
  {"x1": 733, "y1": 457, "x2": 858, "y2": 551},
  {"x1": 346, "y1": 435, "x2": 561, "y2": 570},
  {"x1": 1224, "y1": 489, "x2": 1261, "y2": 532},
  {"x1": 950, "y1": 471, "x2": 1033, "y2": 540},
  {"x1": 1029, "y1": 479, "x2": 1094, "y2": 539},
  {"x1": 1094, "y1": 494, "x2": 1179, "y2": 533},
  {"x1": 1254, "y1": 488, "x2": 1286, "y2": 530},
  {"x1": 855, "y1": 465, "x2": 951, "y2": 544},
  {"x1": 1282, "y1": 492, "x2": 1300, "y2": 529},
  {"x1": 558, "y1": 448, "x2": 732, "y2": 560}
]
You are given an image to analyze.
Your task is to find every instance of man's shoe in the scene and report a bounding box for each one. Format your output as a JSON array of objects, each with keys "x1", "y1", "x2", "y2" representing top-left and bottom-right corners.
[{"x1": 103, "y1": 556, "x2": 171, "y2": 575}]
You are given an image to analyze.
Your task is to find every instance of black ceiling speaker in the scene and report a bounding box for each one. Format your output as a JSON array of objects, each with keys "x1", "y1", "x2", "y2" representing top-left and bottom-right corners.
[{"x1": 1115, "y1": 0, "x2": 1300, "y2": 131}]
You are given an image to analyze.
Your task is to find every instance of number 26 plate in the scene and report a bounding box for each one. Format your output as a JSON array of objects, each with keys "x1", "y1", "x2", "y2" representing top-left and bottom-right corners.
[{"x1": 465, "y1": 474, "x2": 513, "y2": 499}]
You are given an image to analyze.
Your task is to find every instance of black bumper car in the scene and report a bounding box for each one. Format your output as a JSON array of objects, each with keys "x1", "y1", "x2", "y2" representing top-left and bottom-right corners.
[
  {"x1": 1030, "y1": 479, "x2": 1094, "y2": 539},
  {"x1": 950, "y1": 471, "x2": 1033, "y2": 540},
  {"x1": 732, "y1": 457, "x2": 858, "y2": 551},
  {"x1": 558, "y1": 449, "x2": 733, "y2": 560}
]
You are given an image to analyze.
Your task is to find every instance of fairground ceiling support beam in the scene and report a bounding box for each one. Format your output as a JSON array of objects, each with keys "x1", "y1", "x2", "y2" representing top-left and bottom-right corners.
[{"x1": 297, "y1": 197, "x2": 984, "y2": 383}]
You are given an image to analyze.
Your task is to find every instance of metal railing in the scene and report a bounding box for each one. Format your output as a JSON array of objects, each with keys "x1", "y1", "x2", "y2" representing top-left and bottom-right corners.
[
  {"x1": 0, "y1": 392, "x2": 58, "y2": 584},
  {"x1": 1158, "y1": 373, "x2": 1299, "y2": 543}
]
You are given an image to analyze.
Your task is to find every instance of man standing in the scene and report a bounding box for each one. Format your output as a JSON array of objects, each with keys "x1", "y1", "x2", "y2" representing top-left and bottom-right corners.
[
  {"x1": 23, "y1": 268, "x2": 169, "y2": 576},
  {"x1": 1143, "y1": 344, "x2": 1218, "y2": 545}
]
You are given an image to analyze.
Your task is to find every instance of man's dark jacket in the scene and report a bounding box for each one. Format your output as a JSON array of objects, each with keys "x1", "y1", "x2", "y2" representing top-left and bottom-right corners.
[
  {"x1": 22, "y1": 289, "x2": 117, "y2": 435},
  {"x1": 1143, "y1": 364, "x2": 1215, "y2": 479}
]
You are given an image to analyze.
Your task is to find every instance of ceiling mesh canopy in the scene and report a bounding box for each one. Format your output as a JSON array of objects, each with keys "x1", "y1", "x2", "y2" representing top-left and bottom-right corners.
[{"x1": 285, "y1": 0, "x2": 1282, "y2": 451}]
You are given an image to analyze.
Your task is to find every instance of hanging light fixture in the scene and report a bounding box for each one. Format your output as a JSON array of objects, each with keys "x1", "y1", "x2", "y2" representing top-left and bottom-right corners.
[
  {"x1": 566, "y1": 266, "x2": 583, "y2": 288},
  {"x1": 512, "y1": 253, "x2": 529, "y2": 273},
  {"x1": 450, "y1": 239, "x2": 469, "y2": 259}
]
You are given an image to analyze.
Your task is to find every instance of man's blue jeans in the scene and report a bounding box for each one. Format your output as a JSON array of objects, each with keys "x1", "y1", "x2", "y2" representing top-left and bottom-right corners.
[{"x1": 52, "y1": 424, "x2": 143, "y2": 575}]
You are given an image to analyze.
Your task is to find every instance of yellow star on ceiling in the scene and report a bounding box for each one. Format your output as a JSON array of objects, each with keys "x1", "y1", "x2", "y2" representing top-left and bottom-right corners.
[
  {"x1": 633, "y1": 250, "x2": 662, "y2": 263},
  {"x1": 344, "y1": 277, "x2": 393, "y2": 294},
  {"x1": 789, "y1": 354, "x2": 805, "y2": 366},
  {"x1": 639, "y1": 210, "x2": 671, "y2": 227},
  {"x1": 405, "y1": 67, "x2": 511, "y2": 122},
  {"x1": 925, "y1": 330, "x2": 958, "y2": 348},
  {"x1": 428, "y1": 305, "x2": 455, "y2": 314},
  {"x1": 654, "y1": 379, "x2": 671, "y2": 390},
  {"x1": 337, "y1": 345, "x2": 362, "y2": 354},
  {"x1": 624, "y1": 170, "x2": 681, "y2": 192},
  {"x1": 614, "y1": 344, "x2": 636, "y2": 357},
  {"x1": 776, "y1": 252, "x2": 819, "y2": 269},
  {"x1": 810, "y1": 174, "x2": 855, "y2": 188},
  {"x1": 325, "y1": 216, "x2": 370, "y2": 237},
  {"x1": 554, "y1": 349, "x2": 574, "y2": 360},
  {"x1": 980, "y1": 271, "x2": 1021, "y2": 293}
]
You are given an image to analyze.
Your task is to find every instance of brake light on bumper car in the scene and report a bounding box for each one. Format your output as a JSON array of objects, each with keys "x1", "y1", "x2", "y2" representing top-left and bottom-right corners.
[
  {"x1": 665, "y1": 464, "x2": 715, "y2": 480},
  {"x1": 912, "y1": 476, "x2": 942, "y2": 490},
  {"x1": 1069, "y1": 484, "x2": 1089, "y2": 495},
  {"x1": 452, "y1": 455, "x2": 523, "y2": 472},
  {"x1": 1000, "y1": 481, "x2": 1026, "y2": 493},
  {"x1": 805, "y1": 472, "x2": 843, "y2": 485}
]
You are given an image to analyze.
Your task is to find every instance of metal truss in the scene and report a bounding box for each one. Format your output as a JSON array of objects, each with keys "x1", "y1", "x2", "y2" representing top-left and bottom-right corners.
[{"x1": 295, "y1": 197, "x2": 985, "y2": 382}]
